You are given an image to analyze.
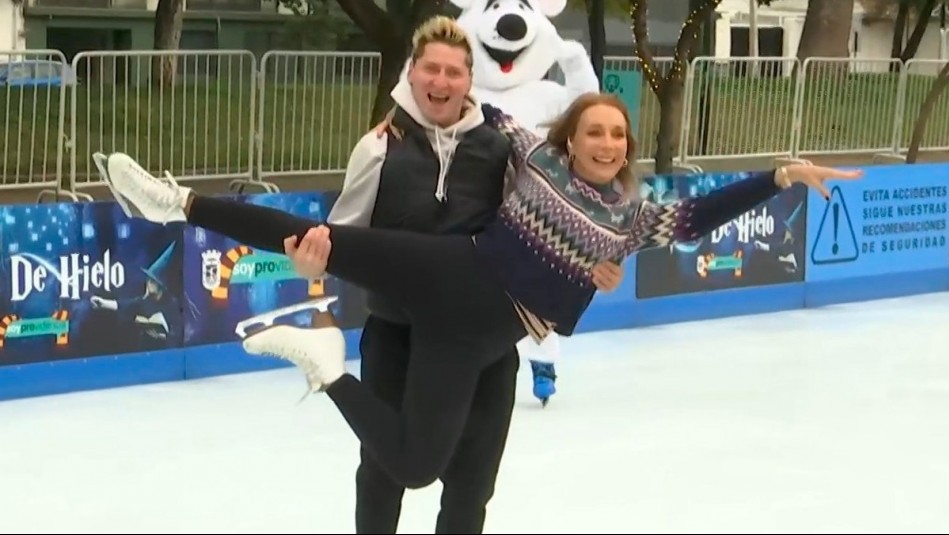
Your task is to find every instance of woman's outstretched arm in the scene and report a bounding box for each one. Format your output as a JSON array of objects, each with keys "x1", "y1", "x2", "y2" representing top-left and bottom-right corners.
[{"x1": 626, "y1": 164, "x2": 863, "y2": 253}]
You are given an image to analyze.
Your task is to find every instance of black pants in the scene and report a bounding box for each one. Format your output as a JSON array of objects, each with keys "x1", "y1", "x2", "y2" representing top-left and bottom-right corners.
[
  {"x1": 356, "y1": 315, "x2": 519, "y2": 534},
  {"x1": 188, "y1": 195, "x2": 527, "y2": 488}
]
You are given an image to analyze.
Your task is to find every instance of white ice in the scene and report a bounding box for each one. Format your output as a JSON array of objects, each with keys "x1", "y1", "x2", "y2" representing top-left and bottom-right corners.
[{"x1": 2, "y1": 293, "x2": 949, "y2": 534}]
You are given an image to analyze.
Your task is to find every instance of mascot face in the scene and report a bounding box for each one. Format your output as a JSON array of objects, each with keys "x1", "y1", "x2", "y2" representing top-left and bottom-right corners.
[{"x1": 451, "y1": 0, "x2": 568, "y2": 90}]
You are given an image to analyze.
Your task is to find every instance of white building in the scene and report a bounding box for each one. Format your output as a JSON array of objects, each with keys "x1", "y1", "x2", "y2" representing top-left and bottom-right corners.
[
  {"x1": 0, "y1": 0, "x2": 26, "y2": 51},
  {"x1": 715, "y1": 0, "x2": 948, "y2": 71}
]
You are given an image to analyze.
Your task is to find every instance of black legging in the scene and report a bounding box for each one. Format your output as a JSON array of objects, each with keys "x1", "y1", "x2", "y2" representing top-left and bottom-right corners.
[
  {"x1": 355, "y1": 316, "x2": 519, "y2": 534},
  {"x1": 188, "y1": 195, "x2": 527, "y2": 488}
]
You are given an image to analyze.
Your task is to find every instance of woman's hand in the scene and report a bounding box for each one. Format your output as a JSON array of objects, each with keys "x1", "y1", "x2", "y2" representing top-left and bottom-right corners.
[
  {"x1": 780, "y1": 164, "x2": 864, "y2": 200},
  {"x1": 592, "y1": 261, "x2": 624, "y2": 292}
]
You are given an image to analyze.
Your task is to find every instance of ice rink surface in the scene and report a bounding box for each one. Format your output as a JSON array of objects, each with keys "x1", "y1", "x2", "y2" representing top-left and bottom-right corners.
[{"x1": 2, "y1": 293, "x2": 949, "y2": 534}]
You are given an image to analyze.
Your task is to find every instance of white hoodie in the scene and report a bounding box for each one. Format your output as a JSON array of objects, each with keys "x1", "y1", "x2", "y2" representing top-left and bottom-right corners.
[{"x1": 327, "y1": 77, "x2": 489, "y2": 227}]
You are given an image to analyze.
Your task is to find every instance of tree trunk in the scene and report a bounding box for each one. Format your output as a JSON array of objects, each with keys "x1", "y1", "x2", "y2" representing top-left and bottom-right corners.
[
  {"x1": 900, "y1": 0, "x2": 938, "y2": 62},
  {"x1": 889, "y1": 1, "x2": 909, "y2": 72},
  {"x1": 586, "y1": 0, "x2": 606, "y2": 84},
  {"x1": 337, "y1": 0, "x2": 403, "y2": 124},
  {"x1": 654, "y1": 80, "x2": 685, "y2": 174},
  {"x1": 796, "y1": 0, "x2": 855, "y2": 61},
  {"x1": 906, "y1": 60, "x2": 949, "y2": 163},
  {"x1": 633, "y1": 0, "x2": 719, "y2": 173},
  {"x1": 152, "y1": 0, "x2": 184, "y2": 88}
]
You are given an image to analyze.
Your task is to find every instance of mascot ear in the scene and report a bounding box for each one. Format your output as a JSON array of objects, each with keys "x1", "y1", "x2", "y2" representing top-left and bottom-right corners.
[
  {"x1": 533, "y1": 0, "x2": 567, "y2": 17},
  {"x1": 450, "y1": 0, "x2": 475, "y2": 8}
]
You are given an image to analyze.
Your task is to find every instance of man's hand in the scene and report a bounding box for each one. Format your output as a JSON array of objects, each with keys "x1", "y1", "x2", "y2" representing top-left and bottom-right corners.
[
  {"x1": 373, "y1": 107, "x2": 402, "y2": 140},
  {"x1": 284, "y1": 226, "x2": 332, "y2": 280},
  {"x1": 591, "y1": 261, "x2": 624, "y2": 292}
]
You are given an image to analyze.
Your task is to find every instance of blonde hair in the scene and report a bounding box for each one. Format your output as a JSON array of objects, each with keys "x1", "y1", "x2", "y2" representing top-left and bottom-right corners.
[
  {"x1": 544, "y1": 92, "x2": 638, "y2": 194},
  {"x1": 411, "y1": 15, "x2": 474, "y2": 71}
]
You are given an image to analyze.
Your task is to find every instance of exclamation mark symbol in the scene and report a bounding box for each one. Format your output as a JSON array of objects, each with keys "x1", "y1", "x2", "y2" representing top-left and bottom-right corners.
[{"x1": 832, "y1": 202, "x2": 840, "y2": 255}]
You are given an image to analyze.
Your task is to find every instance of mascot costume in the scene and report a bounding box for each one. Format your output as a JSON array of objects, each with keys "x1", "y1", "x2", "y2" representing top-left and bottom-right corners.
[
  {"x1": 454, "y1": 0, "x2": 599, "y2": 135},
  {"x1": 450, "y1": 0, "x2": 600, "y2": 406}
]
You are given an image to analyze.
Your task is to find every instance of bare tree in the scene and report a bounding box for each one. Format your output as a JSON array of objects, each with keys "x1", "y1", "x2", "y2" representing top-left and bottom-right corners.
[
  {"x1": 629, "y1": 0, "x2": 722, "y2": 173},
  {"x1": 860, "y1": 0, "x2": 943, "y2": 66},
  {"x1": 153, "y1": 0, "x2": 184, "y2": 87}
]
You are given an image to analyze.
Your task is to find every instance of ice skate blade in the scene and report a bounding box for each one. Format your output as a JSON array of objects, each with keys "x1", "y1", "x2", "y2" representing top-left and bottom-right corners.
[{"x1": 234, "y1": 296, "x2": 338, "y2": 339}]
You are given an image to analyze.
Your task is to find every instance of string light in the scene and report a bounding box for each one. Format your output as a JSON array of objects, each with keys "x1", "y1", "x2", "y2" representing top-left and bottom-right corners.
[
  {"x1": 630, "y1": 0, "x2": 724, "y2": 90},
  {"x1": 629, "y1": 0, "x2": 663, "y2": 93},
  {"x1": 671, "y1": 0, "x2": 723, "y2": 80}
]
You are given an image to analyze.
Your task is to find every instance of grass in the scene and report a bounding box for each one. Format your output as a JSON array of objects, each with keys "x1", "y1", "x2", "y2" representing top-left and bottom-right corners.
[
  {"x1": 2, "y1": 69, "x2": 948, "y2": 188},
  {"x1": 634, "y1": 72, "x2": 949, "y2": 161},
  {"x1": 0, "y1": 79, "x2": 377, "y2": 188}
]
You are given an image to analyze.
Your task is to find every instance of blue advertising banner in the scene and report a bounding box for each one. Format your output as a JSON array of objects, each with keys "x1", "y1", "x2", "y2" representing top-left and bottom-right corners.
[
  {"x1": 636, "y1": 172, "x2": 808, "y2": 298},
  {"x1": 0, "y1": 202, "x2": 184, "y2": 365},
  {"x1": 182, "y1": 192, "x2": 367, "y2": 347},
  {"x1": 805, "y1": 165, "x2": 949, "y2": 281}
]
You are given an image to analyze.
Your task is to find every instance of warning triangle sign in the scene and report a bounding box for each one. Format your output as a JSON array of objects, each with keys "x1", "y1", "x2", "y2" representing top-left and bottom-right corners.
[{"x1": 811, "y1": 186, "x2": 859, "y2": 265}]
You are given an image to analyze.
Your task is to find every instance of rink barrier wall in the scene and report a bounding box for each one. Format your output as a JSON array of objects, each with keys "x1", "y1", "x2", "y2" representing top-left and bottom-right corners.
[{"x1": 1, "y1": 163, "x2": 947, "y2": 402}]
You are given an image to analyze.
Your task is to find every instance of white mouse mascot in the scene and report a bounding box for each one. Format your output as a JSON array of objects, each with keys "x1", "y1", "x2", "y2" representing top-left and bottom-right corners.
[
  {"x1": 452, "y1": 0, "x2": 600, "y2": 406},
  {"x1": 454, "y1": 0, "x2": 600, "y2": 134}
]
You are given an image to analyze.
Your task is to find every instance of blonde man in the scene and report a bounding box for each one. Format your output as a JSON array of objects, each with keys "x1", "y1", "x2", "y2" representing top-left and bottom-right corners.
[{"x1": 325, "y1": 16, "x2": 517, "y2": 534}]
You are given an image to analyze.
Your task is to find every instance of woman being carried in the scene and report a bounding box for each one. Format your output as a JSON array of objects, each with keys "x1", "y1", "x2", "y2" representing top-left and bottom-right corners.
[{"x1": 93, "y1": 92, "x2": 861, "y2": 489}]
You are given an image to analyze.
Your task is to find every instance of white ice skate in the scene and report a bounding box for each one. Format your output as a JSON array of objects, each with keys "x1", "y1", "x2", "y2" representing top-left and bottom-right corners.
[
  {"x1": 92, "y1": 151, "x2": 189, "y2": 225},
  {"x1": 236, "y1": 296, "x2": 344, "y2": 400},
  {"x1": 242, "y1": 324, "x2": 347, "y2": 401}
]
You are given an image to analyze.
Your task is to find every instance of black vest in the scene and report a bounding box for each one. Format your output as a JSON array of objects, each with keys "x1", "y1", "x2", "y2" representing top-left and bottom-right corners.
[{"x1": 366, "y1": 107, "x2": 510, "y2": 323}]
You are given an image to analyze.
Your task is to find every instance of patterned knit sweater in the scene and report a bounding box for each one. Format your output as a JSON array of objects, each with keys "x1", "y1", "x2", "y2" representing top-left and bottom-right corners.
[{"x1": 472, "y1": 104, "x2": 788, "y2": 338}]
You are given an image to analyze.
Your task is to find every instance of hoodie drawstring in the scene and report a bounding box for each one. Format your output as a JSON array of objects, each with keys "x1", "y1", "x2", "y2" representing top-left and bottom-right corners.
[
  {"x1": 433, "y1": 125, "x2": 458, "y2": 203},
  {"x1": 388, "y1": 74, "x2": 477, "y2": 204}
]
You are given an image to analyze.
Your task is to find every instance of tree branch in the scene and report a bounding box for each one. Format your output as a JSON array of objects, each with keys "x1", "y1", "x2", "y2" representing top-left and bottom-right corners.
[
  {"x1": 890, "y1": 1, "x2": 909, "y2": 59},
  {"x1": 336, "y1": 0, "x2": 400, "y2": 49},
  {"x1": 671, "y1": 0, "x2": 722, "y2": 83},
  {"x1": 630, "y1": 0, "x2": 662, "y2": 95},
  {"x1": 901, "y1": 0, "x2": 939, "y2": 61}
]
